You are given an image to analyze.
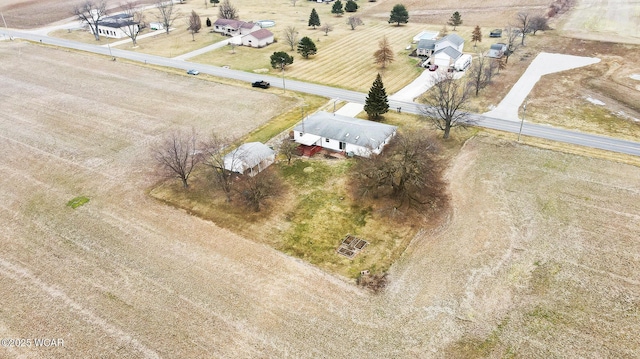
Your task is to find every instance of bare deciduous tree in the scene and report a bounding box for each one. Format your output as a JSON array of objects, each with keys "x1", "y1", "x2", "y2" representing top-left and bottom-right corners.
[
  {"x1": 529, "y1": 15, "x2": 550, "y2": 35},
  {"x1": 440, "y1": 23, "x2": 448, "y2": 36},
  {"x1": 291, "y1": 0, "x2": 298, "y2": 6},
  {"x1": 421, "y1": 72, "x2": 472, "y2": 139},
  {"x1": 201, "y1": 134, "x2": 237, "y2": 202},
  {"x1": 346, "y1": 16, "x2": 363, "y2": 30},
  {"x1": 350, "y1": 130, "x2": 447, "y2": 209},
  {"x1": 277, "y1": 137, "x2": 299, "y2": 165},
  {"x1": 155, "y1": 0, "x2": 180, "y2": 35},
  {"x1": 120, "y1": 1, "x2": 144, "y2": 47},
  {"x1": 283, "y1": 26, "x2": 299, "y2": 51},
  {"x1": 504, "y1": 25, "x2": 520, "y2": 64},
  {"x1": 469, "y1": 53, "x2": 490, "y2": 96},
  {"x1": 187, "y1": 10, "x2": 201, "y2": 40},
  {"x1": 320, "y1": 23, "x2": 333, "y2": 36},
  {"x1": 153, "y1": 129, "x2": 200, "y2": 188},
  {"x1": 373, "y1": 36, "x2": 394, "y2": 69},
  {"x1": 219, "y1": 0, "x2": 239, "y2": 20},
  {"x1": 73, "y1": 0, "x2": 107, "y2": 41},
  {"x1": 516, "y1": 12, "x2": 532, "y2": 45},
  {"x1": 236, "y1": 169, "x2": 282, "y2": 212},
  {"x1": 496, "y1": 56, "x2": 507, "y2": 73}
]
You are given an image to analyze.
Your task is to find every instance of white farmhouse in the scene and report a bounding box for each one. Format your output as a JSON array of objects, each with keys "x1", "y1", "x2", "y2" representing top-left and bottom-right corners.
[
  {"x1": 293, "y1": 112, "x2": 397, "y2": 158},
  {"x1": 431, "y1": 34, "x2": 466, "y2": 68}
]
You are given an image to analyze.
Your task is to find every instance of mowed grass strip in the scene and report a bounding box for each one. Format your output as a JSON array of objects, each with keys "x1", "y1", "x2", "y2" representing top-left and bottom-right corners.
[{"x1": 193, "y1": 20, "x2": 426, "y2": 93}]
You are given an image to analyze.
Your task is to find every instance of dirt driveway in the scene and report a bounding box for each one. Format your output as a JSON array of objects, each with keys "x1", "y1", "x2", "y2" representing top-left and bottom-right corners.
[{"x1": 1, "y1": 42, "x2": 639, "y2": 358}]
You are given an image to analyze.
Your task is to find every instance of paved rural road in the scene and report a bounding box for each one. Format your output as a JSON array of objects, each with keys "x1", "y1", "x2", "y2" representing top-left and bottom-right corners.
[{"x1": 4, "y1": 29, "x2": 640, "y2": 157}]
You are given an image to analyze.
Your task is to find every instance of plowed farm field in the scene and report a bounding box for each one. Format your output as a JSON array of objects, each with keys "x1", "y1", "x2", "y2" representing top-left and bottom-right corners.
[{"x1": 1, "y1": 41, "x2": 639, "y2": 358}]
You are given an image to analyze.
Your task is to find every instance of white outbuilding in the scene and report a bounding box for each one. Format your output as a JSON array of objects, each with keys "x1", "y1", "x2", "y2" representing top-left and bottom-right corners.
[
  {"x1": 241, "y1": 28, "x2": 274, "y2": 48},
  {"x1": 223, "y1": 142, "x2": 275, "y2": 176}
]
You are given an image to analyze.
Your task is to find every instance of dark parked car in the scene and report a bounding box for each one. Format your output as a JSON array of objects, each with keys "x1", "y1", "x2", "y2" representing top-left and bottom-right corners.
[{"x1": 252, "y1": 81, "x2": 270, "y2": 89}]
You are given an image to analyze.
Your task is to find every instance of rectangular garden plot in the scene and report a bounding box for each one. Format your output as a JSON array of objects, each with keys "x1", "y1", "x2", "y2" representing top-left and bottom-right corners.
[{"x1": 336, "y1": 234, "x2": 368, "y2": 259}]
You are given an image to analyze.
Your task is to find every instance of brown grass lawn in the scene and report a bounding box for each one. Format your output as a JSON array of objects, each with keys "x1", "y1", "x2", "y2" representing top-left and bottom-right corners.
[{"x1": 151, "y1": 111, "x2": 459, "y2": 279}]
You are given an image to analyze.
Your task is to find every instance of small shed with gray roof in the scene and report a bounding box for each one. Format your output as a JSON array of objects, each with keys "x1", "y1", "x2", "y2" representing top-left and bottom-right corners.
[{"x1": 293, "y1": 112, "x2": 397, "y2": 158}]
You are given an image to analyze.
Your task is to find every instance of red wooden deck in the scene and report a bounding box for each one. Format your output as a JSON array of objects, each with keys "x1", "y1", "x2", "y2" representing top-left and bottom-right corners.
[{"x1": 298, "y1": 145, "x2": 323, "y2": 157}]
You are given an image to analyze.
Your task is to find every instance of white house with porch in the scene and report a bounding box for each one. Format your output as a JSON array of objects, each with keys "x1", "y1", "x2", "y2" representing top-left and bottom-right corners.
[
  {"x1": 223, "y1": 142, "x2": 275, "y2": 176},
  {"x1": 293, "y1": 112, "x2": 397, "y2": 158}
]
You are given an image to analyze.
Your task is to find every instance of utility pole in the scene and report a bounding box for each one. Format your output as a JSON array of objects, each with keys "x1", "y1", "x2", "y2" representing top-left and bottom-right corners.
[
  {"x1": 518, "y1": 100, "x2": 527, "y2": 142},
  {"x1": 281, "y1": 64, "x2": 286, "y2": 94},
  {"x1": 107, "y1": 37, "x2": 114, "y2": 60}
]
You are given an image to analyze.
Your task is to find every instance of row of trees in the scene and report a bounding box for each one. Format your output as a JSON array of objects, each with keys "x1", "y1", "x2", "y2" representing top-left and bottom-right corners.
[{"x1": 308, "y1": 8, "x2": 364, "y2": 31}]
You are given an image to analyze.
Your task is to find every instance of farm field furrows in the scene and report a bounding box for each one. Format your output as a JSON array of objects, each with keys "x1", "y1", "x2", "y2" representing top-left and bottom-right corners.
[{"x1": 2, "y1": 41, "x2": 640, "y2": 358}]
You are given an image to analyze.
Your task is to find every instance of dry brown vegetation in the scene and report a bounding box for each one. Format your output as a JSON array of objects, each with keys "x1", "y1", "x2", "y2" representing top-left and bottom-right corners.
[
  {"x1": 1, "y1": 40, "x2": 639, "y2": 357},
  {"x1": 1, "y1": 0, "x2": 640, "y2": 357}
]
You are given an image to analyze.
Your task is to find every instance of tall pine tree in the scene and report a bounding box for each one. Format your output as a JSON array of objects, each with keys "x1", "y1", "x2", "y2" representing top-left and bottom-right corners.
[
  {"x1": 297, "y1": 36, "x2": 317, "y2": 58},
  {"x1": 308, "y1": 8, "x2": 320, "y2": 29},
  {"x1": 448, "y1": 11, "x2": 462, "y2": 30},
  {"x1": 388, "y1": 4, "x2": 409, "y2": 26},
  {"x1": 331, "y1": 0, "x2": 344, "y2": 16},
  {"x1": 364, "y1": 73, "x2": 389, "y2": 121}
]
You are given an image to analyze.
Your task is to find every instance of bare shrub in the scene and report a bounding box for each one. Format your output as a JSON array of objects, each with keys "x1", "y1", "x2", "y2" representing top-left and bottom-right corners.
[{"x1": 357, "y1": 272, "x2": 388, "y2": 293}]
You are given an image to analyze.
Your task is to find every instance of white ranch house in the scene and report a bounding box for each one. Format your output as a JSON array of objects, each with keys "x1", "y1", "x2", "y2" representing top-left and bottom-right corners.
[
  {"x1": 212, "y1": 19, "x2": 260, "y2": 36},
  {"x1": 92, "y1": 14, "x2": 139, "y2": 39},
  {"x1": 223, "y1": 142, "x2": 275, "y2": 176},
  {"x1": 293, "y1": 112, "x2": 397, "y2": 158}
]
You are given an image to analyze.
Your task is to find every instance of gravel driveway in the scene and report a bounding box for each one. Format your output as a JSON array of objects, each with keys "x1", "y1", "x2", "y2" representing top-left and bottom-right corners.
[{"x1": 484, "y1": 52, "x2": 600, "y2": 121}]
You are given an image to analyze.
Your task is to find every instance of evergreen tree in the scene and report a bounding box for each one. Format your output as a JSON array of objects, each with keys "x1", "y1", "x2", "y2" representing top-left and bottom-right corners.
[
  {"x1": 448, "y1": 11, "x2": 462, "y2": 30},
  {"x1": 471, "y1": 25, "x2": 482, "y2": 47},
  {"x1": 297, "y1": 36, "x2": 317, "y2": 59},
  {"x1": 308, "y1": 8, "x2": 320, "y2": 29},
  {"x1": 331, "y1": 0, "x2": 344, "y2": 16},
  {"x1": 364, "y1": 73, "x2": 389, "y2": 121},
  {"x1": 388, "y1": 4, "x2": 409, "y2": 26},
  {"x1": 270, "y1": 51, "x2": 294, "y2": 69},
  {"x1": 345, "y1": 0, "x2": 358, "y2": 12}
]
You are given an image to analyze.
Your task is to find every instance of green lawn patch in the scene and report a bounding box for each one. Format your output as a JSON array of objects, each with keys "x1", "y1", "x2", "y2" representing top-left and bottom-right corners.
[{"x1": 67, "y1": 196, "x2": 90, "y2": 209}]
